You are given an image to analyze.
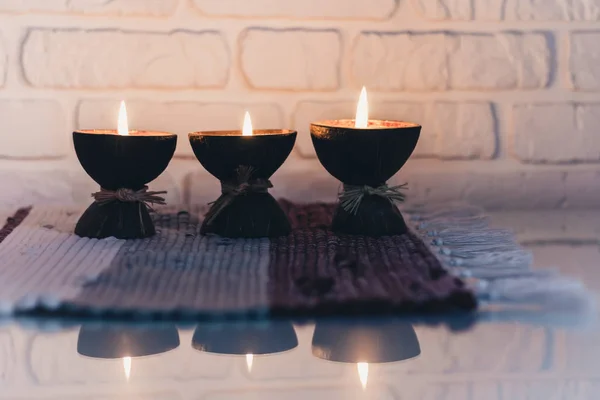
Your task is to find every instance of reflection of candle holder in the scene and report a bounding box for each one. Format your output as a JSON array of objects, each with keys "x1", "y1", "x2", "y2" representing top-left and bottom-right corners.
[
  {"x1": 311, "y1": 120, "x2": 420, "y2": 237},
  {"x1": 189, "y1": 130, "x2": 296, "y2": 238},
  {"x1": 191, "y1": 321, "x2": 298, "y2": 355},
  {"x1": 311, "y1": 318, "x2": 420, "y2": 363},
  {"x1": 73, "y1": 130, "x2": 177, "y2": 239},
  {"x1": 77, "y1": 324, "x2": 180, "y2": 358}
]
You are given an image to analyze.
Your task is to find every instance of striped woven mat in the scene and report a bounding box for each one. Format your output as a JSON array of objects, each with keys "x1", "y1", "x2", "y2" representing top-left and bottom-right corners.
[{"x1": 0, "y1": 201, "x2": 586, "y2": 317}]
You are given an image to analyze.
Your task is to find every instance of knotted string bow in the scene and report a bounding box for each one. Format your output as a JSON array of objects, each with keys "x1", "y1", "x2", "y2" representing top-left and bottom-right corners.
[
  {"x1": 339, "y1": 183, "x2": 408, "y2": 215},
  {"x1": 204, "y1": 166, "x2": 273, "y2": 226},
  {"x1": 92, "y1": 186, "x2": 167, "y2": 211}
]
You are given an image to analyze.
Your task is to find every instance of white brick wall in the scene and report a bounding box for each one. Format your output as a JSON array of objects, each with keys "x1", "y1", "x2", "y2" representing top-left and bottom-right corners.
[
  {"x1": 351, "y1": 32, "x2": 550, "y2": 91},
  {"x1": 240, "y1": 28, "x2": 341, "y2": 91},
  {"x1": 0, "y1": 0, "x2": 599, "y2": 209},
  {"x1": 22, "y1": 29, "x2": 230, "y2": 89},
  {"x1": 0, "y1": 100, "x2": 67, "y2": 158},
  {"x1": 512, "y1": 103, "x2": 600, "y2": 163},
  {"x1": 414, "y1": 0, "x2": 600, "y2": 21},
  {"x1": 0, "y1": 34, "x2": 6, "y2": 87},
  {"x1": 192, "y1": 0, "x2": 399, "y2": 20},
  {"x1": 570, "y1": 32, "x2": 600, "y2": 91},
  {"x1": 0, "y1": 0, "x2": 179, "y2": 16}
]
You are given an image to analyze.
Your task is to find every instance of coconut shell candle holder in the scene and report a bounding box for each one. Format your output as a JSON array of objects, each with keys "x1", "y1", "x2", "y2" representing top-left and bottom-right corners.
[
  {"x1": 73, "y1": 130, "x2": 177, "y2": 239},
  {"x1": 189, "y1": 114, "x2": 296, "y2": 238},
  {"x1": 310, "y1": 88, "x2": 421, "y2": 237},
  {"x1": 311, "y1": 119, "x2": 420, "y2": 237},
  {"x1": 311, "y1": 318, "x2": 421, "y2": 364},
  {"x1": 77, "y1": 324, "x2": 180, "y2": 358}
]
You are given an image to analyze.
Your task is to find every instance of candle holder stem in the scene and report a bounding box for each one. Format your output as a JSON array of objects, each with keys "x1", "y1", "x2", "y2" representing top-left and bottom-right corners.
[
  {"x1": 202, "y1": 173, "x2": 291, "y2": 238},
  {"x1": 333, "y1": 183, "x2": 408, "y2": 236},
  {"x1": 332, "y1": 192, "x2": 408, "y2": 236},
  {"x1": 75, "y1": 197, "x2": 155, "y2": 239}
]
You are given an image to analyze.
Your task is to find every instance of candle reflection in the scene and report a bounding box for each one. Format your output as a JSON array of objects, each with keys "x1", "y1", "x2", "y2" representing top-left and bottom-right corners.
[
  {"x1": 312, "y1": 318, "x2": 420, "y2": 390},
  {"x1": 123, "y1": 356, "x2": 132, "y2": 381},
  {"x1": 357, "y1": 361, "x2": 369, "y2": 390},
  {"x1": 76, "y1": 323, "x2": 180, "y2": 381},
  {"x1": 246, "y1": 353, "x2": 254, "y2": 373},
  {"x1": 192, "y1": 321, "x2": 298, "y2": 374}
]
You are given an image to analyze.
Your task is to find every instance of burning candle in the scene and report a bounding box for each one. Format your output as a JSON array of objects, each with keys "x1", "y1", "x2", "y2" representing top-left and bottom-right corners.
[
  {"x1": 188, "y1": 112, "x2": 297, "y2": 238},
  {"x1": 246, "y1": 353, "x2": 254, "y2": 373},
  {"x1": 310, "y1": 88, "x2": 421, "y2": 237},
  {"x1": 73, "y1": 101, "x2": 177, "y2": 239},
  {"x1": 123, "y1": 356, "x2": 132, "y2": 381},
  {"x1": 357, "y1": 362, "x2": 369, "y2": 390}
]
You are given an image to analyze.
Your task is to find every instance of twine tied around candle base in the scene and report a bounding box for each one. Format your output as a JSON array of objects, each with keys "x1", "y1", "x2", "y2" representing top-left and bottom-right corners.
[
  {"x1": 92, "y1": 186, "x2": 167, "y2": 211},
  {"x1": 339, "y1": 183, "x2": 408, "y2": 215},
  {"x1": 204, "y1": 166, "x2": 273, "y2": 226}
]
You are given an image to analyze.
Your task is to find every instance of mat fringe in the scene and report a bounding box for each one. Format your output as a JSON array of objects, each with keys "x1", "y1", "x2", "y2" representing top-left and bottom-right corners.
[{"x1": 405, "y1": 203, "x2": 594, "y2": 312}]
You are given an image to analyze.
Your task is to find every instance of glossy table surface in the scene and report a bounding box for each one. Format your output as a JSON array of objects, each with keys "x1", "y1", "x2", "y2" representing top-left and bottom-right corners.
[{"x1": 0, "y1": 210, "x2": 599, "y2": 400}]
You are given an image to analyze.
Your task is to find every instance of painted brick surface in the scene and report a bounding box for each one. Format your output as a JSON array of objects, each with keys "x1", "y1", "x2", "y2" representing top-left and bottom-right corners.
[
  {"x1": 240, "y1": 28, "x2": 341, "y2": 90},
  {"x1": 413, "y1": 0, "x2": 600, "y2": 20},
  {"x1": 22, "y1": 29, "x2": 229, "y2": 89},
  {"x1": 351, "y1": 32, "x2": 550, "y2": 91},
  {"x1": 570, "y1": 32, "x2": 600, "y2": 91},
  {"x1": 0, "y1": 0, "x2": 178, "y2": 15},
  {"x1": 192, "y1": 0, "x2": 398, "y2": 20},
  {"x1": 512, "y1": 103, "x2": 600, "y2": 163},
  {"x1": 0, "y1": 34, "x2": 5, "y2": 86},
  {"x1": 0, "y1": 100, "x2": 68, "y2": 158}
]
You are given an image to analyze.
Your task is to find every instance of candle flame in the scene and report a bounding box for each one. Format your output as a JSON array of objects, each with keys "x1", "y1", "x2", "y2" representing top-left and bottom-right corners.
[
  {"x1": 242, "y1": 111, "x2": 253, "y2": 136},
  {"x1": 118, "y1": 100, "x2": 129, "y2": 136},
  {"x1": 246, "y1": 353, "x2": 254, "y2": 372},
  {"x1": 357, "y1": 362, "x2": 369, "y2": 390},
  {"x1": 123, "y1": 356, "x2": 132, "y2": 381},
  {"x1": 355, "y1": 87, "x2": 369, "y2": 129}
]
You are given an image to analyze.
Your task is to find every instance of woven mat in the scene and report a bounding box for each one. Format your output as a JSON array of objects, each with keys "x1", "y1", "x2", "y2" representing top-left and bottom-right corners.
[{"x1": 0, "y1": 201, "x2": 586, "y2": 317}]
